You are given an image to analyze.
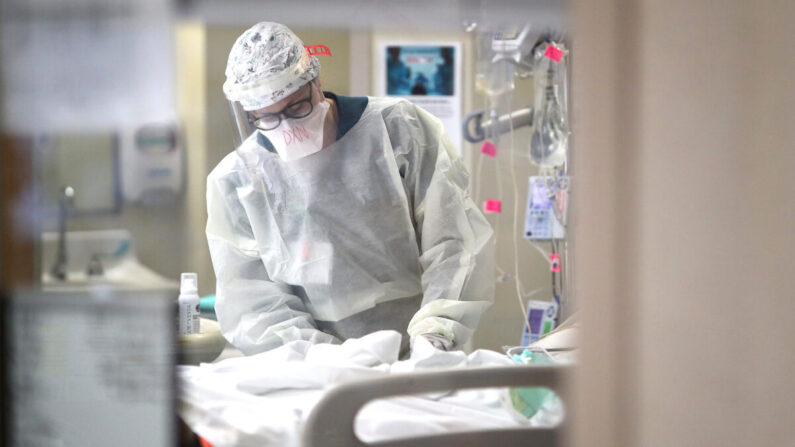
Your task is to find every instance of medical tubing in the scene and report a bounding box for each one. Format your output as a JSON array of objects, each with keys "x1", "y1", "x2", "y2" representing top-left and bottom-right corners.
[
  {"x1": 551, "y1": 179, "x2": 567, "y2": 226},
  {"x1": 552, "y1": 238, "x2": 562, "y2": 299},
  {"x1": 528, "y1": 238, "x2": 552, "y2": 262},
  {"x1": 508, "y1": 96, "x2": 532, "y2": 338},
  {"x1": 474, "y1": 132, "x2": 511, "y2": 280},
  {"x1": 491, "y1": 108, "x2": 506, "y2": 232},
  {"x1": 559, "y1": 241, "x2": 567, "y2": 303},
  {"x1": 551, "y1": 265, "x2": 557, "y2": 298},
  {"x1": 493, "y1": 132, "x2": 509, "y2": 279},
  {"x1": 477, "y1": 97, "x2": 512, "y2": 280},
  {"x1": 489, "y1": 105, "x2": 511, "y2": 280},
  {"x1": 523, "y1": 286, "x2": 552, "y2": 300},
  {"x1": 474, "y1": 141, "x2": 484, "y2": 204}
]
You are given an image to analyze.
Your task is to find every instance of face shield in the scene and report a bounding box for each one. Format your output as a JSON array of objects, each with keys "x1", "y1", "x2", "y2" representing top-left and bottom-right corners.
[
  {"x1": 223, "y1": 22, "x2": 321, "y2": 148},
  {"x1": 227, "y1": 100, "x2": 257, "y2": 150},
  {"x1": 227, "y1": 79, "x2": 321, "y2": 150}
]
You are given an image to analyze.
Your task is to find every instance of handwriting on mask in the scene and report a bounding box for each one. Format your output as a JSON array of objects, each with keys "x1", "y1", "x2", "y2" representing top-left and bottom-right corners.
[{"x1": 282, "y1": 126, "x2": 311, "y2": 146}]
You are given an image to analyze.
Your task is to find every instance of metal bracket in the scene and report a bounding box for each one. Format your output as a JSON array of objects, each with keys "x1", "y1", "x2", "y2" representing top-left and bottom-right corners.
[{"x1": 462, "y1": 107, "x2": 534, "y2": 144}]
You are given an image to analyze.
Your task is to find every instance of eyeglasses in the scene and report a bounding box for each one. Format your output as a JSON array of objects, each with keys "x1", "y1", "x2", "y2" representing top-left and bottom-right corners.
[{"x1": 248, "y1": 84, "x2": 315, "y2": 131}]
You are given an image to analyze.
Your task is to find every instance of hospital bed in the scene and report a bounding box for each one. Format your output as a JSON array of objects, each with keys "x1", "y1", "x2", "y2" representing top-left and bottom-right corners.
[
  {"x1": 304, "y1": 364, "x2": 570, "y2": 447},
  {"x1": 303, "y1": 315, "x2": 579, "y2": 446},
  {"x1": 179, "y1": 328, "x2": 572, "y2": 447}
]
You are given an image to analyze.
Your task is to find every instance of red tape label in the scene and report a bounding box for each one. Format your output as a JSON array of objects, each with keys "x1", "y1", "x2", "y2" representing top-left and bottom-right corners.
[
  {"x1": 550, "y1": 253, "x2": 561, "y2": 272},
  {"x1": 544, "y1": 44, "x2": 564, "y2": 62},
  {"x1": 484, "y1": 200, "x2": 502, "y2": 213},
  {"x1": 480, "y1": 141, "x2": 498, "y2": 157},
  {"x1": 306, "y1": 45, "x2": 332, "y2": 57}
]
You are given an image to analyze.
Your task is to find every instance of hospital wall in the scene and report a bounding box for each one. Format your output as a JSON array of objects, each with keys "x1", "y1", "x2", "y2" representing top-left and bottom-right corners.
[
  {"x1": 174, "y1": 23, "x2": 556, "y2": 351},
  {"x1": 572, "y1": 0, "x2": 795, "y2": 445},
  {"x1": 31, "y1": 25, "x2": 211, "y2": 294}
]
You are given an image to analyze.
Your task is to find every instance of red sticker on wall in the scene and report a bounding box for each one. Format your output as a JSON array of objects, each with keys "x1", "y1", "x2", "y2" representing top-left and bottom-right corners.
[
  {"x1": 306, "y1": 45, "x2": 332, "y2": 57},
  {"x1": 480, "y1": 141, "x2": 498, "y2": 157},
  {"x1": 550, "y1": 253, "x2": 561, "y2": 272},
  {"x1": 544, "y1": 44, "x2": 564, "y2": 62},
  {"x1": 484, "y1": 199, "x2": 502, "y2": 213}
]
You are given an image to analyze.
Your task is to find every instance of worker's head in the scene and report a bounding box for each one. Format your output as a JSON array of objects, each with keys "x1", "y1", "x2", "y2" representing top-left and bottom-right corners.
[{"x1": 223, "y1": 22, "x2": 321, "y2": 112}]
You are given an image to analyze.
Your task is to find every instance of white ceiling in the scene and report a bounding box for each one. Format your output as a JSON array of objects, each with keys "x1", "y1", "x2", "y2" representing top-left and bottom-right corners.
[{"x1": 177, "y1": 0, "x2": 567, "y2": 31}]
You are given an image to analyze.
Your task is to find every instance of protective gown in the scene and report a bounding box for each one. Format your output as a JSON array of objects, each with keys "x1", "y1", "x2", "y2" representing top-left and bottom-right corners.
[{"x1": 206, "y1": 94, "x2": 495, "y2": 355}]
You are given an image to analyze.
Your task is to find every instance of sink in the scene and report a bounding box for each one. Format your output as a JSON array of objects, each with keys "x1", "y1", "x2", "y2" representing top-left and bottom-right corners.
[{"x1": 41, "y1": 230, "x2": 178, "y2": 292}]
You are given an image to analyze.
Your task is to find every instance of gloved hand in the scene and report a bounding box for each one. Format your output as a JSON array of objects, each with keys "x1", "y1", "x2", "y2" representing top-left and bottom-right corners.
[{"x1": 418, "y1": 333, "x2": 453, "y2": 351}]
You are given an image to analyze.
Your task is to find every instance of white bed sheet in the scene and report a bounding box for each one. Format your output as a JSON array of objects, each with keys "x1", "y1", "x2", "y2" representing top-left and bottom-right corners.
[{"x1": 178, "y1": 331, "x2": 550, "y2": 447}]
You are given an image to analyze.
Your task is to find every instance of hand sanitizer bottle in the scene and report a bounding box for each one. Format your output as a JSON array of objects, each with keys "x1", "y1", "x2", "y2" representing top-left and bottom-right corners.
[{"x1": 178, "y1": 273, "x2": 200, "y2": 335}]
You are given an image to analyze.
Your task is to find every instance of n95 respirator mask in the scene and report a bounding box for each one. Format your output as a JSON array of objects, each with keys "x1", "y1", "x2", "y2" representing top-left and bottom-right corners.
[{"x1": 260, "y1": 100, "x2": 330, "y2": 162}]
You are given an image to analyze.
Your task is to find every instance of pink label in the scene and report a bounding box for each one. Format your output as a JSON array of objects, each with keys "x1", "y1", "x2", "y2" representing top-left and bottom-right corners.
[
  {"x1": 544, "y1": 44, "x2": 564, "y2": 62},
  {"x1": 550, "y1": 253, "x2": 561, "y2": 272},
  {"x1": 480, "y1": 141, "x2": 498, "y2": 157},
  {"x1": 484, "y1": 199, "x2": 502, "y2": 213}
]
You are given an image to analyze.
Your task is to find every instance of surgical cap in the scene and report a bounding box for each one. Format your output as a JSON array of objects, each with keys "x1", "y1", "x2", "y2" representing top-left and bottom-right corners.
[{"x1": 223, "y1": 22, "x2": 321, "y2": 111}]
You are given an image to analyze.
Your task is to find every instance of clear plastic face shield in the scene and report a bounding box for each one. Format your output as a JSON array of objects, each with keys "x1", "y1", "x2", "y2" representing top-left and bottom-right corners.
[
  {"x1": 228, "y1": 100, "x2": 258, "y2": 150},
  {"x1": 222, "y1": 22, "x2": 323, "y2": 163},
  {"x1": 228, "y1": 78, "x2": 331, "y2": 171},
  {"x1": 227, "y1": 78, "x2": 319, "y2": 149}
]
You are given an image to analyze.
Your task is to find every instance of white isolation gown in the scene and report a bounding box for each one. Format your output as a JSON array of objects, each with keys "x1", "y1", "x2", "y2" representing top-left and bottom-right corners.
[{"x1": 206, "y1": 94, "x2": 494, "y2": 355}]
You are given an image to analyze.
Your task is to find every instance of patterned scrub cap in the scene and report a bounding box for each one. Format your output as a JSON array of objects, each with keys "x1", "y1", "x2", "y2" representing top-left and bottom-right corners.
[{"x1": 223, "y1": 22, "x2": 321, "y2": 111}]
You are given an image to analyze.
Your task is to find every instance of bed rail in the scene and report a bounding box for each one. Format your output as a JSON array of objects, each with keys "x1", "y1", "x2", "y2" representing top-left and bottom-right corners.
[{"x1": 303, "y1": 364, "x2": 570, "y2": 447}]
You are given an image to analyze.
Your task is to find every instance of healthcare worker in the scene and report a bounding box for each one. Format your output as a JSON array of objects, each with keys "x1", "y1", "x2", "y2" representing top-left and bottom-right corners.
[{"x1": 207, "y1": 22, "x2": 495, "y2": 356}]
